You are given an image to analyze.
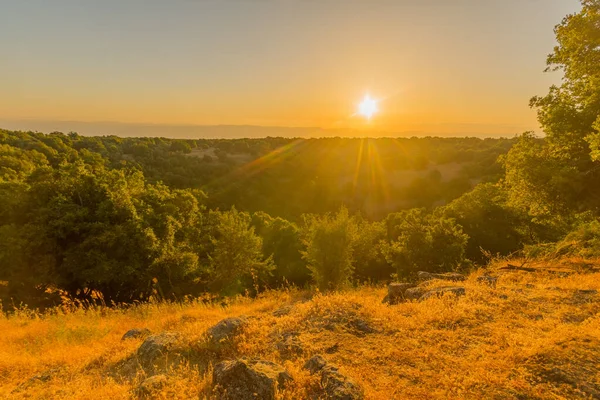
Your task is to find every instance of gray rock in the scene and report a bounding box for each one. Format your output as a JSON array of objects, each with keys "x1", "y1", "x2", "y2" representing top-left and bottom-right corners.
[
  {"x1": 404, "y1": 287, "x2": 427, "y2": 301},
  {"x1": 121, "y1": 328, "x2": 151, "y2": 341},
  {"x1": 383, "y1": 282, "x2": 416, "y2": 305},
  {"x1": 276, "y1": 332, "x2": 303, "y2": 358},
  {"x1": 137, "y1": 374, "x2": 167, "y2": 397},
  {"x1": 304, "y1": 355, "x2": 327, "y2": 374},
  {"x1": 272, "y1": 305, "x2": 293, "y2": 317},
  {"x1": 304, "y1": 355, "x2": 363, "y2": 399},
  {"x1": 213, "y1": 359, "x2": 292, "y2": 400},
  {"x1": 137, "y1": 332, "x2": 185, "y2": 374},
  {"x1": 321, "y1": 367, "x2": 364, "y2": 400},
  {"x1": 476, "y1": 276, "x2": 498, "y2": 287},
  {"x1": 575, "y1": 289, "x2": 598, "y2": 296},
  {"x1": 206, "y1": 316, "x2": 248, "y2": 345},
  {"x1": 325, "y1": 343, "x2": 340, "y2": 354},
  {"x1": 417, "y1": 271, "x2": 466, "y2": 282},
  {"x1": 348, "y1": 319, "x2": 376, "y2": 336},
  {"x1": 420, "y1": 286, "x2": 466, "y2": 300}
]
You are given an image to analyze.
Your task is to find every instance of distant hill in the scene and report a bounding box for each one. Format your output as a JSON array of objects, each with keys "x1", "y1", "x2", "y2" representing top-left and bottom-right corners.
[{"x1": 0, "y1": 119, "x2": 526, "y2": 139}]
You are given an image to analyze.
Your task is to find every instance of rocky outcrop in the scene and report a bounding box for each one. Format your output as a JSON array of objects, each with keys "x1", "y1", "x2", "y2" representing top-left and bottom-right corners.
[
  {"x1": 206, "y1": 316, "x2": 248, "y2": 345},
  {"x1": 420, "y1": 286, "x2": 466, "y2": 300},
  {"x1": 477, "y1": 275, "x2": 498, "y2": 287},
  {"x1": 403, "y1": 287, "x2": 427, "y2": 301},
  {"x1": 304, "y1": 355, "x2": 327, "y2": 373},
  {"x1": 122, "y1": 328, "x2": 151, "y2": 341},
  {"x1": 137, "y1": 374, "x2": 167, "y2": 397},
  {"x1": 272, "y1": 305, "x2": 293, "y2": 317},
  {"x1": 382, "y1": 282, "x2": 416, "y2": 305},
  {"x1": 213, "y1": 359, "x2": 292, "y2": 400},
  {"x1": 275, "y1": 332, "x2": 303, "y2": 358},
  {"x1": 303, "y1": 355, "x2": 364, "y2": 400},
  {"x1": 417, "y1": 271, "x2": 466, "y2": 282},
  {"x1": 137, "y1": 332, "x2": 185, "y2": 374}
]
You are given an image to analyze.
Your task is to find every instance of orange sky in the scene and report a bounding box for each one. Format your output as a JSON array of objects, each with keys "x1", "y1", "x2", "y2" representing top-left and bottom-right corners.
[{"x1": 0, "y1": 0, "x2": 582, "y2": 137}]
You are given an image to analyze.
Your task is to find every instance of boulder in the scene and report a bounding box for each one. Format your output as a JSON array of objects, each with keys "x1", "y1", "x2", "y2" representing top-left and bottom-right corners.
[
  {"x1": 417, "y1": 271, "x2": 466, "y2": 282},
  {"x1": 121, "y1": 328, "x2": 151, "y2": 341},
  {"x1": 303, "y1": 355, "x2": 363, "y2": 400},
  {"x1": 382, "y1": 282, "x2": 416, "y2": 305},
  {"x1": 137, "y1": 332, "x2": 185, "y2": 374},
  {"x1": 137, "y1": 374, "x2": 167, "y2": 397},
  {"x1": 321, "y1": 367, "x2": 364, "y2": 400},
  {"x1": 420, "y1": 286, "x2": 466, "y2": 300},
  {"x1": 272, "y1": 305, "x2": 293, "y2": 317},
  {"x1": 206, "y1": 316, "x2": 248, "y2": 345},
  {"x1": 275, "y1": 332, "x2": 303, "y2": 358},
  {"x1": 213, "y1": 359, "x2": 292, "y2": 400},
  {"x1": 476, "y1": 276, "x2": 498, "y2": 287},
  {"x1": 404, "y1": 287, "x2": 427, "y2": 301},
  {"x1": 304, "y1": 355, "x2": 327, "y2": 373}
]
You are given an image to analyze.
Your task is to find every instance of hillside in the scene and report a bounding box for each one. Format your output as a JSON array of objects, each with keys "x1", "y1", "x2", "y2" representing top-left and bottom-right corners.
[{"x1": 2, "y1": 259, "x2": 599, "y2": 399}]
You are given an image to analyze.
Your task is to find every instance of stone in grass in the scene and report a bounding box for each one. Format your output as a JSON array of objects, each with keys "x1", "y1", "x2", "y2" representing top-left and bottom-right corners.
[
  {"x1": 276, "y1": 332, "x2": 303, "y2": 358},
  {"x1": 476, "y1": 275, "x2": 498, "y2": 287},
  {"x1": 417, "y1": 271, "x2": 466, "y2": 282},
  {"x1": 122, "y1": 328, "x2": 151, "y2": 341},
  {"x1": 137, "y1": 374, "x2": 168, "y2": 398},
  {"x1": 382, "y1": 282, "x2": 416, "y2": 305},
  {"x1": 213, "y1": 359, "x2": 293, "y2": 400},
  {"x1": 206, "y1": 316, "x2": 248, "y2": 345},
  {"x1": 272, "y1": 305, "x2": 293, "y2": 317},
  {"x1": 137, "y1": 332, "x2": 186, "y2": 375},
  {"x1": 303, "y1": 355, "x2": 364, "y2": 400},
  {"x1": 420, "y1": 286, "x2": 466, "y2": 300},
  {"x1": 403, "y1": 287, "x2": 427, "y2": 301}
]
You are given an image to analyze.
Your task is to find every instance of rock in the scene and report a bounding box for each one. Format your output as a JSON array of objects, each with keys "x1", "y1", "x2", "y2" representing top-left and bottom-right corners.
[
  {"x1": 348, "y1": 319, "x2": 376, "y2": 336},
  {"x1": 575, "y1": 289, "x2": 598, "y2": 296},
  {"x1": 404, "y1": 287, "x2": 427, "y2": 301},
  {"x1": 213, "y1": 359, "x2": 292, "y2": 400},
  {"x1": 321, "y1": 367, "x2": 364, "y2": 400},
  {"x1": 476, "y1": 276, "x2": 498, "y2": 287},
  {"x1": 206, "y1": 316, "x2": 248, "y2": 345},
  {"x1": 272, "y1": 305, "x2": 293, "y2": 317},
  {"x1": 304, "y1": 355, "x2": 327, "y2": 373},
  {"x1": 304, "y1": 355, "x2": 363, "y2": 399},
  {"x1": 420, "y1": 286, "x2": 466, "y2": 300},
  {"x1": 325, "y1": 343, "x2": 340, "y2": 354},
  {"x1": 137, "y1": 374, "x2": 167, "y2": 397},
  {"x1": 276, "y1": 332, "x2": 303, "y2": 358},
  {"x1": 417, "y1": 271, "x2": 466, "y2": 282},
  {"x1": 180, "y1": 314, "x2": 197, "y2": 323},
  {"x1": 122, "y1": 328, "x2": 151, "y2": 341},
  {"x1": 383, "y1": 282, "x2": 416, "y2": 305},
  {"x1": 137, "y1": 332, "x2": 185, "y2": 374}
]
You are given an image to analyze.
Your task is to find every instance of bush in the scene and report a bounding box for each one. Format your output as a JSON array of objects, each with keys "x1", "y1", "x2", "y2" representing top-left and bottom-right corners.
[
  {"x1": 383, "y1": 209, "x2": 468, "y2": 277},
  {"x1": 301, "y1": 207, "x2": 358, "y2": 291}
]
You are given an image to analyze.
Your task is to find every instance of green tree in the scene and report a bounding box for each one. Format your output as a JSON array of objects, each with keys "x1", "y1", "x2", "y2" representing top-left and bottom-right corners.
[
  {"x1": 252, "y1": 211, "x2": 309, "y2": 287},
  {"x1": 512, "y1": 0, "x2": 600, "y2": 219},
  {"x1": 208, "y1": 208, "x2": 274, "y2": 296},
  {"x1": 441, "y1": 183, "x2": 529, "y2": 262},
  {"x1": 301, "y1": 207, "x2": 358, "y2": 291},
  {"x1": 383, "y1": 209, "x2": 468, "y2": 277}
]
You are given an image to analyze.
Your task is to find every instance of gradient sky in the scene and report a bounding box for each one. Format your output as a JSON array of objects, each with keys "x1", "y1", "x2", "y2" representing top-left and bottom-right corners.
[{"x1": 0, "y1": 0, "x2": 582, "y2": 136}]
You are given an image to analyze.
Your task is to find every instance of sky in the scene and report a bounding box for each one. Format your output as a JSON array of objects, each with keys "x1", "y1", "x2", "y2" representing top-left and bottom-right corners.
[{"x1": 0, "y1": 0, "x2": 582, "y2": 137}]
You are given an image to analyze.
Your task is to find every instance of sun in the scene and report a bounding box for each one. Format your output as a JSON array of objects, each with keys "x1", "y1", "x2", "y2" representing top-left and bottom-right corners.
[{"x1": 357, "y1": 94, "x2": 379, "y2": 120}]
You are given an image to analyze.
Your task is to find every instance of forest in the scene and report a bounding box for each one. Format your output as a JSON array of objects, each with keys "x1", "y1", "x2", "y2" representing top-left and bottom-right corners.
[{"x1": 2, "y1": 0, "x2": 600, "y2": 312}]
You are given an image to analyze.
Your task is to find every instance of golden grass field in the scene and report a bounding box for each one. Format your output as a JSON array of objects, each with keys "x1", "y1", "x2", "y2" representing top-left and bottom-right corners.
[{"x1": 1, "y1": 259, "x2": 599, "y2": 399}]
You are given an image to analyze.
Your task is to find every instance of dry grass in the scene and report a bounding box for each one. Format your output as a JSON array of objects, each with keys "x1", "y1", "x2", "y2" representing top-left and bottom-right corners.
[{"x1": 1, "y1": 259, "x2": 599, "y2": 399}]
